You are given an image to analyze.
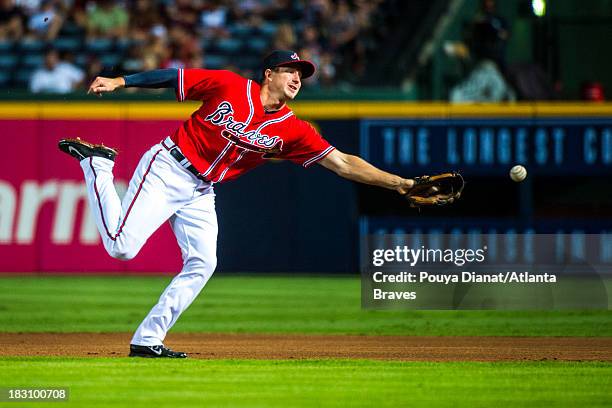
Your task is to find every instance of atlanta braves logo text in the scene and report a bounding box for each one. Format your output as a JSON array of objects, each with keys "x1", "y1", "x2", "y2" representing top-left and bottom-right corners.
[{"x1": 205, "y1": 101, "x2": 281, "y2": 148}]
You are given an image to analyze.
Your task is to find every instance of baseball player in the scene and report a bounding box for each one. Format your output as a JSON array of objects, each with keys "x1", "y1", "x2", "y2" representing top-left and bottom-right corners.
[{"x1": 58, "y1": 50, "x2": 419, "y2": 358}]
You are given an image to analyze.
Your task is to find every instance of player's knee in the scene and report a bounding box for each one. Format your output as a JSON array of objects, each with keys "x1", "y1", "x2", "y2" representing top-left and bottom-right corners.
[
  {"x1": 184, "y1": 253, "x2": 216, "y2": 275},
  {"x1": 108, "y1": 248, "x2": 137, "y2": 261},
  {"x1": 107, "y1": 241, "x2": 140, "y2": 261}
]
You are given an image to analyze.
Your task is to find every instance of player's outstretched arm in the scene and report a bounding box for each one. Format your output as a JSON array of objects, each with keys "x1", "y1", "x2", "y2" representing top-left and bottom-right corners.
[
  {"x1": 318, "y1": 149, "x2": 414, "y2": 194},
  {"x1": 87, "y1": 69, "x2": 179, "y2": 96}
]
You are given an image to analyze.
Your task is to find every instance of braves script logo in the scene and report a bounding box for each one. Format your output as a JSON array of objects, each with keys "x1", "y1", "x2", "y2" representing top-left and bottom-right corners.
[{"x1": 205, "y1": 101, "x2": 282, "y2": 149}]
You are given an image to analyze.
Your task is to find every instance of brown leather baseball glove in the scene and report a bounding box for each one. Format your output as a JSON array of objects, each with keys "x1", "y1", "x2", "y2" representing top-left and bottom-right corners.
[{"x1": 404, "y1": 172, "x2": 465, "y2": 207}]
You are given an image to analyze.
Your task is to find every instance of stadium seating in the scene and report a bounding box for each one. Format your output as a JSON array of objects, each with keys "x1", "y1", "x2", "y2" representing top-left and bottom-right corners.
[
  {"x1": 18, "y1": 39, "x2": 46, "y2": 54},
  {"x1": 100, "y1": 54, "x2": 121, "y2": 68},
  {"x1": 229, "y1": 24, "x2": 252, "y2": 39},
  {"x1": 203, "y1": 54, "x2": 228, "y2": 70},
  {"x1": 246, "y1": 37, "x2": 269, "y2": 54},
  {"x1": 213, "y1": 38, "x2": 243, "y2": 55},
  {"x1": 85, "y1": 39, "x2": 113, "y2": 54},
  {"x1": 0, "y1": 70, "x2": 11, "y2": 87},
  {"x1": 53, "y1": 37, "x2": 82, "y2": 53},
  {"x1": 22, "y1": 54, "x2": 45, "y2": 68},
  {"x1": 0, "y1": 40, "x2": 14, "y2": 53},
  {"x1": 0, "y1": 54, "x2": 18, "y2": 70},
  {"x1": 75, "y1": 53, "x2": 89, "y2": 67},
  {"x1": 13, "y1": 69, "x2": 34, "y2": 88},
  {"x1": 0, "y1": 7, "x2": 287, "y2": 89}
]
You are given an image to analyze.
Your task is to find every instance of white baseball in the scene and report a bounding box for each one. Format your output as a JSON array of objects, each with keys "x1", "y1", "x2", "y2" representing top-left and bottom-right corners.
[{"x1": 510, "y1": 165, "x2": 527, "y2": 182}]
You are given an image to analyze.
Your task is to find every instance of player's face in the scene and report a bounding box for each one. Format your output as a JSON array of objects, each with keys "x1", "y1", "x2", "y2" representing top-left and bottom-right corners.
[{"x1": 269, "y1": 67, "x2": 302, "y2": 100}]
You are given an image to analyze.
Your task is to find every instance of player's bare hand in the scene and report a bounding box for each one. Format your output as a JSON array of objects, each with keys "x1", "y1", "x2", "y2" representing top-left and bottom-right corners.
[
  {"x1": 87, "y1": 76, "x2": 125, "y2": 96},
  {"x1": 396, "y1": 178, "x2": 415, "y2": 195},
  {"x1": 397, "y1": 178, "x2": 439, "y2": 196}
]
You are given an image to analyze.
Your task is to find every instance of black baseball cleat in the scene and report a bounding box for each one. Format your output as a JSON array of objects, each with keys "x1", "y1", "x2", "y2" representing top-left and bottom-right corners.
[
  {"x1": 129, "y1": 344, "x2": 188, "y2": 358},
  {"x1": 58, "y1": 137, "x2": 118, "y2": 162}
]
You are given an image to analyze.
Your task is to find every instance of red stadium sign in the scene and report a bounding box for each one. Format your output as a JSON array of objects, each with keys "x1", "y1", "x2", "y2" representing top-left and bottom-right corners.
[{"x1": 0, "y1": 119, "x2": 183, "y2": 273}]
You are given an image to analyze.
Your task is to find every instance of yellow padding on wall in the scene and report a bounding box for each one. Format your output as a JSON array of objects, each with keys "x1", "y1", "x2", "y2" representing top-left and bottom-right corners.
[{"x1": 0, "y1": 102, "x2": 611, "y2": 120}]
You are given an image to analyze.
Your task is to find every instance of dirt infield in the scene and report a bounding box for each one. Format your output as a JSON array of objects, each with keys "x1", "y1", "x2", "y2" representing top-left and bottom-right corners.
[{"x1": 1, "y1": 333, "x2": 611, "y2": 361}]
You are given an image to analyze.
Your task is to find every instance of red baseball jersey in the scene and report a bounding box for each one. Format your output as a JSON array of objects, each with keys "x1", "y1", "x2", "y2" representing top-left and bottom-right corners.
[{"x1": 170, "y1": 68, "x2": 335, "y2": 183}]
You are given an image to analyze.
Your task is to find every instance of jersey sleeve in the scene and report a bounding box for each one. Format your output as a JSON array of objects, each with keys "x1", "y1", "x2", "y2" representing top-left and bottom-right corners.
[
  {"x1": 280, "y1": 119, "x2": 335, "y2": 168},
  {"x1": 176, "y1": 69, "x2": 236, "y2": 102}
]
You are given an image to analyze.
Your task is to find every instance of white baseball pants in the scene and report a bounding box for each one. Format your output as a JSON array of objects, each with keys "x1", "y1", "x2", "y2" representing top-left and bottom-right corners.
[{"x1": 79, "y1": 142, "x2": 218, "y2": 346}]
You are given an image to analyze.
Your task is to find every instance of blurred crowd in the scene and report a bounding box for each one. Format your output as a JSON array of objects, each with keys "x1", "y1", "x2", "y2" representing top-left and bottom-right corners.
[
  {"x1": 0, "y1": 0, "x2": 386, "y2": 93},
  {"x1": 445, "y1": 0, "x2": 599, "y2": 102}
]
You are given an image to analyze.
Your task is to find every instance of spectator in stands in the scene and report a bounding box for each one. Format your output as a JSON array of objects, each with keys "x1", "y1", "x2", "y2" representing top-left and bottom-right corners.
[
  {"x1": 0, "y1": 0, "x2": 24, "y2": 40},
  {"x1": 30, "y1": 47, "x2": 84, "y2": 93},
  {"x1": 26, "y1": 0, "x2": 64, "y2": 40},
  {"x1": 271, "y1": 22, "x2": 295, "y2": 50},
  {"x1": 303, "y1": 0, "x2": 332, "y2": 29},
  {"x1": 229, "y1": 0, "x2": 264, "y2": 21},
  {"x1": 86, "y1": 0, "x2": 128, "y2": 39},
  {"x1": 328, "y1": 0, "x2": 358, "y2": 49},
  {"x1": 328, "y1": 0, "x2": 363, "y2": 80},
  {"x1": 57, "y1": 49, "x2": 84, "y2": 85},
  {"x1": 85, "y1": 54, "x2": 103, "y2": 82},
  {"x1": 123, "y1": 28, "x2": 169, "y2": 73},
  {"x1": 3, "y1": 0, "x2": 385, "y2": 89},
  {"x1": 128, "y1": 0, "x2": 163, "y2": 42},
  {"x1": 66, "y1": 0, "x2": 87, "y2": 32},
  {"x1": 473, "y1": 0, "x2": 509, "y2": 69},
  {"x1": 121, "y1": 41, "x2": 145, "y2": 73},
  {"x1": 354, "y1": 0, "x2": 379, "y2": 26},
  {"x1": 302, "y1": 24, "x2": 324, "y2": 53},
  {"x1": 350, "y1": 0, "x2": 381, "y2": 79},
  {"x1": 162, "y1": 25, "x2": 202, "y2": 69},
  {"x1": 449, "y1": 59, "x2": 516, "y2": 102},
  {"x1": 200, "y1": 0, "x2": 229, "y2": 39},
  {"x1": 299, "y1": 26, "x2": 325, "y2": 87},
  {"x1": 228, "y1": 0, "x2": 266, "y2": 34},
  {"x1": 297, "y1": 47, "x2": 319, "y2": 87},
  {"x1": 296, "y1": 46, "x2": 336, "y2": 89},
  {"x1": 449, "y1": 21, "x2": 515, "y2": 102},
  {"x1": 163, "y1": 0, "x2": 200, "y2": 35},
  {"x1": 448, "y1": 0, "x2": 515, "y2": 102},
  {"x1": 318, "y1": 51, "x2": 336, "y2": 87},
  {"x1": 263, "y1": 0, "x2": 299, "y2": 22},
  {"x1": 15, "y1": 0, "x2": 42, "y2": 15},
  {"x1": 141, "y1": 50, "x2": 160, "y2": 71}
]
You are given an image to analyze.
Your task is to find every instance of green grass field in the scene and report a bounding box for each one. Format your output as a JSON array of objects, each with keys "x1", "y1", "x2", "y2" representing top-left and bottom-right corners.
[
  {"x1": 1, "y1": 275, "x2": 611, "y2": 407},
  {"x1": 1, "y1": 359, "x2": 611, "y2": 407},
  {"x1": 0, "y1": 275, "x2": 610, "y2": 336}
]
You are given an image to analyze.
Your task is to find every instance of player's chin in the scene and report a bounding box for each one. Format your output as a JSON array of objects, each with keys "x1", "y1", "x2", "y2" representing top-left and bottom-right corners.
[{"x1": 285, "y1": 88, "x2": 299, "y2": 99}]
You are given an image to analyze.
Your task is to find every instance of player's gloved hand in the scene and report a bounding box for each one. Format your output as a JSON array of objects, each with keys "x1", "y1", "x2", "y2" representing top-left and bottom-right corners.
[
  {"x1": 88, "y1": 76, "x2": 125, "y2": 96},
  {"x1": 401, "y1": 172, "x2": 465, "y2": 208}
]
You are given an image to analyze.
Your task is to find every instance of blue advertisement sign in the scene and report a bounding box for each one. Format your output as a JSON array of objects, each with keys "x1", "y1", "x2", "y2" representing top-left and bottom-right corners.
[{"x1": 360, "y1": 119, "x2": 612, "y2": 175}]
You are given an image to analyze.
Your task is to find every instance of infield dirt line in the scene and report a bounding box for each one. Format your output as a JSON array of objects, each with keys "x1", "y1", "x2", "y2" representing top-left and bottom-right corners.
[{"x1": 1, "y1": 333, "x2": 611, "y2": 361}]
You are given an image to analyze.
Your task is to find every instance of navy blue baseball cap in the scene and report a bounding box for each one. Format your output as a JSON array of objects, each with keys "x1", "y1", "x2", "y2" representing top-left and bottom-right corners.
[{"x1": 261, "y1": 50, "x2": 316, "y2": 79}]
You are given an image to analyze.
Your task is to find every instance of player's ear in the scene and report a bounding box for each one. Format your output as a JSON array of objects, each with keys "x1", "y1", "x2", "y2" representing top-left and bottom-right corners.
[{"x1": 264, "y1": 68, "x2": 273, "y2": 82}]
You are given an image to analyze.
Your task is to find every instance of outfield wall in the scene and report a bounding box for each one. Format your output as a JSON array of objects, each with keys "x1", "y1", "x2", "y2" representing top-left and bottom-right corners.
[{"x1": 0, "y1": 102, "x2": 610, "y2": 273}]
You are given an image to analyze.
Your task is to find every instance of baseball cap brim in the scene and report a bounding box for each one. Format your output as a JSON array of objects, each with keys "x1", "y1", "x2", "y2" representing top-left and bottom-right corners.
[{"x1": 275, "y1": 60, "x2": 316, "y2": 79}]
